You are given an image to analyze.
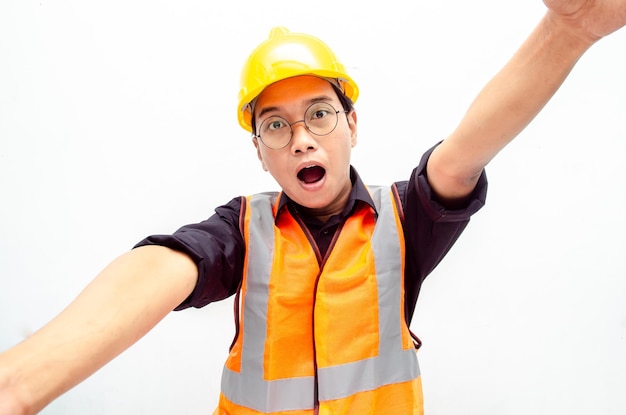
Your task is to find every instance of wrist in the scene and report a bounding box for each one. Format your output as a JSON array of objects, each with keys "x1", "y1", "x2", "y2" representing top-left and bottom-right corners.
[
  {"x1": 543, "y1": 10, "x2": 599, "y2": 53},
  {"x1": 0, "y1": 366, "x2": 29, "y2": 415}
]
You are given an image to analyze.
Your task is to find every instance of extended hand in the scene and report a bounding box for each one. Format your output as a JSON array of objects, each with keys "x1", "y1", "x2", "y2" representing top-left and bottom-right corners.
[{"x1": 543, "y1": 0, "x2": 626, "y2": 41}]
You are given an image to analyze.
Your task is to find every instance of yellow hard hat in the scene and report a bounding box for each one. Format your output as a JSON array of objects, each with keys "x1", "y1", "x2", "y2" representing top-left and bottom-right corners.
[{"x1": 237, "y1": 26, "x2": 359, "y2": 132}]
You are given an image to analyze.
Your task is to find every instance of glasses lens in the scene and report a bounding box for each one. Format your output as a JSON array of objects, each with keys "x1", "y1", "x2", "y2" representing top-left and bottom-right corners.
[
  {"x1": 305, "y1": 103, "x2": 338, "y2": 136},
  {"x1": 259, "y1": 116, "x2": 291, "y2": 149}
]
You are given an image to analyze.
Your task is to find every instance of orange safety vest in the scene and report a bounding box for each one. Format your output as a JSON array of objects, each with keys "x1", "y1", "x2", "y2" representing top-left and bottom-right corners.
[{"x1": 214, "y1": 186, "x2": 423, "y2": 415}]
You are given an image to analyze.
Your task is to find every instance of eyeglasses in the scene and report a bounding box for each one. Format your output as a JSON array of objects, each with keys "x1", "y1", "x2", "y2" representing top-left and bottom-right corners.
[{"x1": 254, "y1": 102, "x2": 348, "y2": 149}]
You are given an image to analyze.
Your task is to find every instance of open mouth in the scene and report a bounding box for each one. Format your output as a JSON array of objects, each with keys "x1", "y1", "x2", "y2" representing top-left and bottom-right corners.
[{"x1": 297, "y1": 165, "x2": 326, "y2": 184}]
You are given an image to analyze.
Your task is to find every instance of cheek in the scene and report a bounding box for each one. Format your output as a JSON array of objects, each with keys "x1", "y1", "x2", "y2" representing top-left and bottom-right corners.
[
  {"x1": 336, "y1": 136, "x2": 355, "y2": 158},
  {"x1": 256, "y1": 147, "x2": 270, "y2": 171},
  {"x1": 259, "y1": 150, "x2": 284, "y2": 173}
]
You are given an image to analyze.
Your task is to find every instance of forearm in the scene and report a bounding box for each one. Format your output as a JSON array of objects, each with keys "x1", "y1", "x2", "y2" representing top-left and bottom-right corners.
[
  {"x1": 428, "y1": 12, "x2": 597, "y2": 199},
  {"x1": 0, "y1": 246, "x2": 197, "y2": 415}
]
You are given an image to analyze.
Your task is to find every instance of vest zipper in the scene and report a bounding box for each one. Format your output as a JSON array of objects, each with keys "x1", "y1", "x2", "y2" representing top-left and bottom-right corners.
[
  {"x1": 294, "y1": 213, "x2": 347, "y2": 413},
  {"x1": 311, "y1": 264, "x2": 324, "y2": 414}
]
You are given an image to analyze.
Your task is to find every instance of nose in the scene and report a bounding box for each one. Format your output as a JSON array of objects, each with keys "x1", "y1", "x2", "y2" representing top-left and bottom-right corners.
[{"x1": 289, "y1": 121, "x2": 317, "y2": 154}]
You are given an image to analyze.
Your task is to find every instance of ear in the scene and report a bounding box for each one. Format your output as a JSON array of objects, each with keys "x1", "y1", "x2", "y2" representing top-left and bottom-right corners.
[
  {"x1": 252, "y1": 137, "x2": 269, "y2": 171},
  {"x1": 347, "y1": 110, "x2": 358, "y2": 147}
]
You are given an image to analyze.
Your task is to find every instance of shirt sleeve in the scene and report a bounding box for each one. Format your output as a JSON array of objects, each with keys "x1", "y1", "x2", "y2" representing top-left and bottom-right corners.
[
  {"x1": 397, "y1": 143, "x2": 488, "y2": 323},
  {"x1": 133, "y1": 196, "x2": 245, "y2": 310}
]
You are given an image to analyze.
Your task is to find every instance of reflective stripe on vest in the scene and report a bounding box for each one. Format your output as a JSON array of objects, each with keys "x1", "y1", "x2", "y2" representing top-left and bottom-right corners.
[{"x1": 220, "y1": 186, "x2": 420, "y2": 413}]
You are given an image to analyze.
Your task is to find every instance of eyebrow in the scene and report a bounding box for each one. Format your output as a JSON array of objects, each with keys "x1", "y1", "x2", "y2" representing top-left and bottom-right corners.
[{"x1": 256, "y1": 95, "x2": 336, "y2": 121}]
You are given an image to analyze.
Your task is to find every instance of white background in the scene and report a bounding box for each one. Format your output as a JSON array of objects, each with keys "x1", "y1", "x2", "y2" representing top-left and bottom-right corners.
[{"x1": 1, "y1": 1, "x2": 625, "y2": 414}]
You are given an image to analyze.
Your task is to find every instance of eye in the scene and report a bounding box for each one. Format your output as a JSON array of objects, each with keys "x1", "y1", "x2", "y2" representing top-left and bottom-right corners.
[
  {"x1": 307, "y1": 103, "x2": 334, "y2": 121},
  {"x1": 311, "y1": 109, "x2": 330, "y2": 120},
  {"x1": 262, "y1": 117, "x2": 288, "y2": 132},
  {"x1": 313, "y1": 110, "x2": 330, "y2": 118},
  {"x1": 269, "y1": 120, "x2": 284, "y2": 130}
]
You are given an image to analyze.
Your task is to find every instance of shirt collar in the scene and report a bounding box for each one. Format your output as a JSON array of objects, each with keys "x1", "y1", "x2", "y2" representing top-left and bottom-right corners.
[{"x1": 275, "y1": 166, "x2": 376, "y2": 222}]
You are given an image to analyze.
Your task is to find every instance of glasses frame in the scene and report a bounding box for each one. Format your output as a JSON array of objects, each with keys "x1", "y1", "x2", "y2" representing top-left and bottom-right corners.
[{"x1": 253, "y1": 102, "x2": 348, "y2": 150}]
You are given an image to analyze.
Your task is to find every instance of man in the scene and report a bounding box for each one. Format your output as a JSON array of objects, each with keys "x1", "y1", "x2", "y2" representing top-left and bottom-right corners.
[{"x1": 1, "y1": 1, "x2": 625, "y2": 414}]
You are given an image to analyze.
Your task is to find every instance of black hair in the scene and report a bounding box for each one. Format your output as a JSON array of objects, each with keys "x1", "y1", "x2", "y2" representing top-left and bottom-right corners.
[{"x1": 331, "y1": 82, "x2": 355, "y2": 113}]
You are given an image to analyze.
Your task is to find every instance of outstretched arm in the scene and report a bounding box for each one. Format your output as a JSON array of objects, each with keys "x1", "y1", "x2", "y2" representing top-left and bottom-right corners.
[
  {"x1": 427, "y1": 0, "x2": 626, "y2": 203},
  {"x1": 0, "y1": 246, "x2": 197, "y2": 415}
]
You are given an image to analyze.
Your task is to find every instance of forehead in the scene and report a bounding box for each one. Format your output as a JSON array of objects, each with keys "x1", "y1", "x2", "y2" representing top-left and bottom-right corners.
[{"x1": 254, "y1": 75, "x2": 338, "y2": 115}]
